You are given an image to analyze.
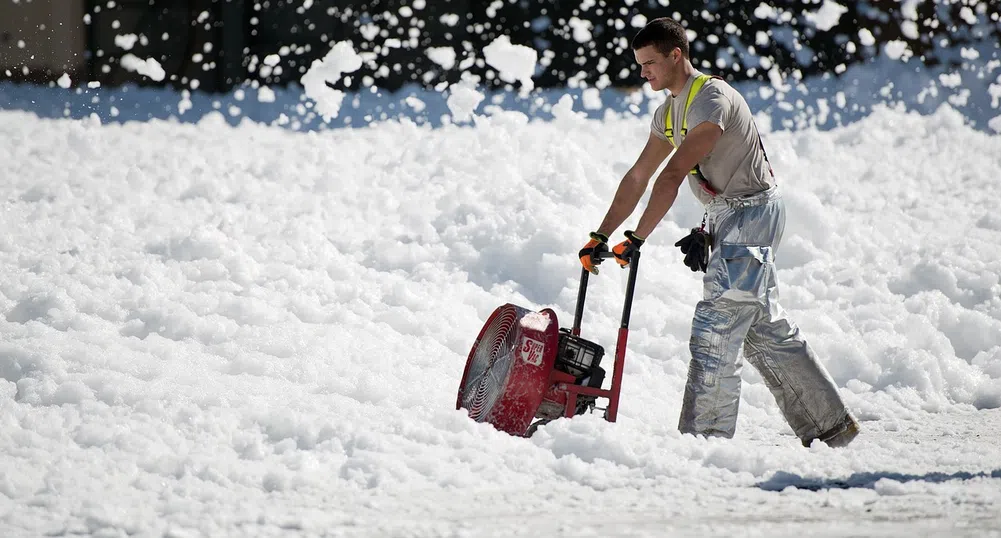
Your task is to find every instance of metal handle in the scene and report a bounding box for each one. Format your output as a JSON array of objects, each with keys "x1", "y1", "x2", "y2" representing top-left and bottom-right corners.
[{"x1": 571, "y1": 250, "x2": 640, "y2": 335}]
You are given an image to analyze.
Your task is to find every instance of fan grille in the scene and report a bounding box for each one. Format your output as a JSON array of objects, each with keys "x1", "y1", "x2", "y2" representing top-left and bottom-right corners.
[{"x1": 462, "y1": 305, "x2": 521, "y2": 421}]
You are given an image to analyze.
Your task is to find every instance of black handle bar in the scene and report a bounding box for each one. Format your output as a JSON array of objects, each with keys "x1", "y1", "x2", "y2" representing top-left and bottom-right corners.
[{"x1": 572, "y1": 250, "x2": 640, "y2": 334}]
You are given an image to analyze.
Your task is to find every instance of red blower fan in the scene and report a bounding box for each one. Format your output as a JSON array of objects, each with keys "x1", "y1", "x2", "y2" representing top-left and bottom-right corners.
[{"x1": 455, "y1": 250, "x2": 639, "y2": 436}]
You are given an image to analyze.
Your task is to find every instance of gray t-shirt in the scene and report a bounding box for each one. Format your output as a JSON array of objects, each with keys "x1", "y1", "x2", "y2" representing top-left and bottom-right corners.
[{"x1": 650, "y1": 72, "x2": 774, "y2": 205}]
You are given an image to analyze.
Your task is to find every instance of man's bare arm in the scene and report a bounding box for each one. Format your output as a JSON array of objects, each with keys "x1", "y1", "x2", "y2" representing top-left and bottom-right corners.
[
  {"x1": 633, "y1": 122, "x2": 723, "y2": 239},
  {"x1": 595, "y1": 132, "x2": 674, "y2": 237}
]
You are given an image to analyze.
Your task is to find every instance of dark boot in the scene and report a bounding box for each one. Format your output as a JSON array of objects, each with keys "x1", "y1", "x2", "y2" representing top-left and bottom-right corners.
[{"x1": 803, "y1": 414, "x2": 860, "y2": 448}]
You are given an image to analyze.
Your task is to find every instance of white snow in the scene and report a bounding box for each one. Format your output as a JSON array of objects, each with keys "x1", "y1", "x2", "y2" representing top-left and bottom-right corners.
[
  {"x1": 961, "y1": 47, "x2": 980, "y2": 61},
  {"x1": 446, "y1": 83, "x2": 484, "y2": 122},
  {"x1": 56, "y1": 73, "x2": 71, "y2": 89},
  {"x1": 858, "y1": 28, "x2": 876, "y2": 47},
  {"x1": 299, "y1": 41, "x2": 363, "y2": 122},
  {"x1": 405, "y1": 95, "x2": 426, "y2": 113},
  {"x1": 119, "y1": 54, "x2": 166, "y2": 81},
  {"x1": 568, "y1": 17, "x2": 594, "y2": 43},
  {"x1": 482, "y1": 36, "x2": 538, "y2": 93},
  {"x1": 804, "y1": 0, "x2": 847, "y2": 31},
  {"x1": 425, "y1": 46, "x2": 457, "y2": 70},
  {"x1": 754, "y1": 3, "x2": 778, "y2": 20},
  {"x1": 989, "y1": 114, "x2": 1001, "y2": 133},
  {"x1": 990, "y1": 75, "x2": 1001, "y2": 109},
  {"x1": 177, "y1": 90, "x2": 192, "y2": 115},
  {"x1": 900, "y1": 0, "x2": 923, "y2": 20},
  {"x1": 2, "y1": 17, "x2": 1001, "y2": 535},
  {"x1": 520, "y1": 312, "x2": 551, "y2": 332},
  {"x1": 582, "y1": 87, "x2": 603, "y2": 110},
  {"x1": 1, "y1": 94, "x2": 999, "y2": 535},
  {"x1": 939, "y1": 72, "x2": 962, "y2": 89},
  {"x1": 551, "y1": 93, "x2": 584, "y2": 122},
  {"x1": 257, "y1": 86, "x2": 276, "y2": 103},
  {"x1": 439, "y1": 13, "x2": 460, "y2": 27},
  {"x1": 884, "y1": 40, "x2": 911, "y2": 61},
  {"x1": 959, "y1": 6, "x2": 978, "y2": 25},
  {"x1": 114, "y1": 33, "x2": 139, "y2": 51}
]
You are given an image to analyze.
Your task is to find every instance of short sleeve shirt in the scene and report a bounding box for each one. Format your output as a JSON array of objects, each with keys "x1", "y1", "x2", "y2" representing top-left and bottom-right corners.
[{"x1": 650, "y1": 71, "x2": 774, "y2": 205}]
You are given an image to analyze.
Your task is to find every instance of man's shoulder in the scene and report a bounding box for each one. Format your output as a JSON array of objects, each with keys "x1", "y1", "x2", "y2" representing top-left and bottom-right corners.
[
  {"x1": 699, "y1": 78, "x2": 735, "y2": 102},
  {"x1": 687, "y1": 79, "x2": 737, "y2": 120}
]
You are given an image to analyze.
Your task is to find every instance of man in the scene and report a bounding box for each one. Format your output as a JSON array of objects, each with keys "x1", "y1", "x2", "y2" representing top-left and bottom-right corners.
[{"x1": 578, "y1": 17, "x2": 859, "y2": 447}]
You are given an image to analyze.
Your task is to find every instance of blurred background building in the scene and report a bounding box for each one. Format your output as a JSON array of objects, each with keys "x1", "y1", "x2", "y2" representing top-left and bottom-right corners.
[{"x1": 1, "y1": 0, "x2": 998, "y2": 94}]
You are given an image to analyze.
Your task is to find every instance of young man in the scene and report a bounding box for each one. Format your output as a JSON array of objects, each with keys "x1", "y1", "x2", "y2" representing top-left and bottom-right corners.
[{"x1": 578, "y1": 18, "x2": 859, "y2": 447}]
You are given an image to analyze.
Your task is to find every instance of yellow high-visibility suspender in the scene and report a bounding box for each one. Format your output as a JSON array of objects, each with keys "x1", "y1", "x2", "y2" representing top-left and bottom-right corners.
[
  {"x1": 664, "y1": 74, "x2": 774, "y2": 196},
  {"x1": 665, "y1": 74, "x2": 714, "y2": 183},
  {"x1": 664, "y1": 73, "x2": 713, "y2": 146}
]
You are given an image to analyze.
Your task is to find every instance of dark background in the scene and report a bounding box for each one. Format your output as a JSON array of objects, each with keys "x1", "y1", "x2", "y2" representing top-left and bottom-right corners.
[{"x1": 10, "y1": 0, "x2": 1001, "y2": 93}]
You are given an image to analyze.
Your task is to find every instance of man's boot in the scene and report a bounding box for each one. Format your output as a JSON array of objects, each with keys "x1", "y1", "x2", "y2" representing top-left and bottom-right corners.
[{"x1": 803, "y1": 414, "x2": 860, "y2": 448}]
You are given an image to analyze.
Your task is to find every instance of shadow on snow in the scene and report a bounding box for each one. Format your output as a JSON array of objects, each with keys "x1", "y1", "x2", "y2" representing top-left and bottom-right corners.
[{"x1": 757, "y1": 469, "x2": 1001, "y2": 492}]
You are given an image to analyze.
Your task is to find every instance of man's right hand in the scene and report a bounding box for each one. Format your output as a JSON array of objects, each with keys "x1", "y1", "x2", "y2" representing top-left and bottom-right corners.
[{"x1": 578, "y1": 232, "x2": 609, "y2": 274}]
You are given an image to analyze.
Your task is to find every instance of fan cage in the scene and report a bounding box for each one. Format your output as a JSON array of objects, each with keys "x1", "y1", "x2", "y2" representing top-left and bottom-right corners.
[{"x1": 463, "y1": 307, "x2": 520, "y2": 421}]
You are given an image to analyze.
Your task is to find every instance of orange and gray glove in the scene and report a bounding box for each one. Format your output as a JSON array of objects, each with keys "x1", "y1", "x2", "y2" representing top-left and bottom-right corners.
[
  {"x1": 578, "y1": 232, "x2": 609, "y2": 274},
  {"x1": 612, "y1": 230, "x2": 645, "y2": 267}
]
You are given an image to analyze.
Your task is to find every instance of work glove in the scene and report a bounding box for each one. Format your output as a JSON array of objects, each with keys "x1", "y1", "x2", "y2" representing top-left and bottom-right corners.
[
  {"x1": 612, "y1": 230, "x2": 645, "y2": 267},
  {"x1": 578, "y1": 232, "x2": 609, "y2": 274},
  {"x1": 674, "y1": 228, "x2": 711, "y2": 272}
]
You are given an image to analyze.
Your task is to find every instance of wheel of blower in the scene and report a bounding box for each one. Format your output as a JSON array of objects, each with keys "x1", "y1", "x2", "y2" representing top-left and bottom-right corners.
[{"x1": 456, "y1": 303, "x2": 559, "y2": 436}]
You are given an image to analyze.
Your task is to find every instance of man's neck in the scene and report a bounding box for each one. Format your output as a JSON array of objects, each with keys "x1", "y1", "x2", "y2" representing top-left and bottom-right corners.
[{"x1": 667, "y1": 60, "x2": 698, "y2": 97}]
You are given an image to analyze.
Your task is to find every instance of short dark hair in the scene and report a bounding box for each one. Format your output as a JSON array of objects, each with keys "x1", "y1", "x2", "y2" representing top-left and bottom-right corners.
[{"x1": 631, "y1": 17, "x2": 689, "y2": 59}]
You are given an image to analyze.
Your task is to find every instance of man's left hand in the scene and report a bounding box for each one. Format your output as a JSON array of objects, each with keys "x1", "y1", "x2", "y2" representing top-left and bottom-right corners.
[{"x1": 612, "y1": 230, "x2": 645, "y2": 267}]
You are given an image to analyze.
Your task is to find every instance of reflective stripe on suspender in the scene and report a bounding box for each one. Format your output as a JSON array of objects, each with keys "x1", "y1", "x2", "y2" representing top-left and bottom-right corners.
[
  {"x1": 665, "y1": 74, "x2": 716, "y2": 193},
  {"x1": 665, "y1": 73, "x2": 713, "y2": 147},
  {"x1": 664, "y1": 73, "x2": 774, "y2": 197}
]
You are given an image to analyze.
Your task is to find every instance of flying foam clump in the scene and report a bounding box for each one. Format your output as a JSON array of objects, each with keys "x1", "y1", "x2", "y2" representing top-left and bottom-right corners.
[
  {"x1": 483, "y1": 35, "x2": 538, "y2": 95},
  {"x1": 300, "y1": 41, "x2": 363, "y2": 122}
]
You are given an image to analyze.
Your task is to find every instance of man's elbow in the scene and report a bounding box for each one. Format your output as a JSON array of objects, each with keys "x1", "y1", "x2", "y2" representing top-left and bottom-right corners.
[
  {"x1": 619, "y1": 170, "x2": 651, "y2": 196},
  {"x1": 656, "y1": 163, "x2": 689, "y2": 191}
]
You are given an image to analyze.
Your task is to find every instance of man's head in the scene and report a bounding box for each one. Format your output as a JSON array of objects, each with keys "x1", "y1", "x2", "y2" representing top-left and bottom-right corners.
[{"x1": 631, "y1": 17, "x2": 691, "y2": 92}]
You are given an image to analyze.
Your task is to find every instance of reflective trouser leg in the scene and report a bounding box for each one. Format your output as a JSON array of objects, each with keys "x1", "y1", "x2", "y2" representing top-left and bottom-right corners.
[
  {"x1": 743, "y1": 308, "x2": 850, "y2": 441},
  {"x1": 678, "y1": 299, "x2": 756, "y2": 438},
  {"x1": 678, "y1": 188, "x2": 850, "y2": 441},
  {"x1": 679, "y1": 194, "x2": 775, "y2": 438}
]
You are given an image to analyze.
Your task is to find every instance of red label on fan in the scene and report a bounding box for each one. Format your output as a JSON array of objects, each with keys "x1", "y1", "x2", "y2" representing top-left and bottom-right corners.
[{"x1": 519, "y1": 336, "x2": 545, "y2": 366}]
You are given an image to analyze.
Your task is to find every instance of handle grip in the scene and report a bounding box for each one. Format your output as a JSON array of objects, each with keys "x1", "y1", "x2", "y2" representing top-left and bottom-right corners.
[{"x1": 572, "y1": 250, "x2": 640, "y2": 335}]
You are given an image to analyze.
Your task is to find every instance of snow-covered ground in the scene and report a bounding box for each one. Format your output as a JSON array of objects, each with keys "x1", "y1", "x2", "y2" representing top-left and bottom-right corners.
[
  {"x1": 1, "y1": 19, "x2": 1001, "y2": 534},
  {"x1": 1, "y1": 89, "x2": 1000, "y2": 535}
]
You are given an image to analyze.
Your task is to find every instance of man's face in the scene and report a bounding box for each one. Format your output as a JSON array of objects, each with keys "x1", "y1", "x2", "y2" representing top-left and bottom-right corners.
[{"x1": 634, "y1": 45, "x2": 678, "y2": 92}]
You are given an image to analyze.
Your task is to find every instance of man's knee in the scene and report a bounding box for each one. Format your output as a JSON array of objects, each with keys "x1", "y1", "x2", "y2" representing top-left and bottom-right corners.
[
  {"x1": 688, "y1": 301, "x2": 735, "y2": 386},
  {"x1": 746, "y1": 315, "x2": 809, "y2": 360}
]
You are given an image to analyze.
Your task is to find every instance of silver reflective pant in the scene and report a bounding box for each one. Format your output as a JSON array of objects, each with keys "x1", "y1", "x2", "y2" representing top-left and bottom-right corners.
[{"x1": 678, "y1": 187, "x2": 850, "y2": 441}]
